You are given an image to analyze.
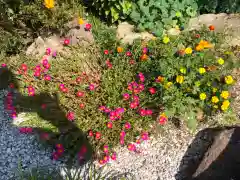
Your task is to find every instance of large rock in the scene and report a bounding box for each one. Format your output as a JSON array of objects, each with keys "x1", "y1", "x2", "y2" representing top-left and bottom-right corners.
[
  {"x1": 117, "y1": 22, "x2": 155, "y2": 44},
  {"x1": 188, "y1": 13, "x2": 240, "y2": 47},
  {"x1": 26, "y1": 18, "x2": 94, "y2": 57}
]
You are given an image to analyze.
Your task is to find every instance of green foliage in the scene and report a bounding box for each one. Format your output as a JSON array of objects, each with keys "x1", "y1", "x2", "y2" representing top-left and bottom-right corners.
[
  {"x1": 197, "y1": 0, "x2": 240, "y2": 13},
  {"x1": 130, "y1": 0, "x2": 198, "y2": 36},
  {"x1": 90, "y1": 0, "x2": 132, "y2": 23}
]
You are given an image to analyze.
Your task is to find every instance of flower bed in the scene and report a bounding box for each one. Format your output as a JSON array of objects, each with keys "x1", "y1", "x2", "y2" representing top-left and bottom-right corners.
[{"x1": 1, "y1": 26, "x2": 238, "y2": 165}]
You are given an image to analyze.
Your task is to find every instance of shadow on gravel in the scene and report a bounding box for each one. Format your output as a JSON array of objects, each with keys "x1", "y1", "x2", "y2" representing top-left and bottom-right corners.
[
  {"x1": 0, "y1": 67, "x2": 93, "y2": 171},
  {"x1": 176, "y1": 127, "x2": 240, "y2": 180}
]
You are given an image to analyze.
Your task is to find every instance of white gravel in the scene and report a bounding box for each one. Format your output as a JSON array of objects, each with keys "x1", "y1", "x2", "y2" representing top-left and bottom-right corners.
[{"x1": 0, "y1": 89, "x2": 61, "y2": 179}]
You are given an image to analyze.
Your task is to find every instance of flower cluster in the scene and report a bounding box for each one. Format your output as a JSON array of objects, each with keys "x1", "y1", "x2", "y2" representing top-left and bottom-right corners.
[{"x1": 52, "y1": 143, "x2": 64, "y2": 160}]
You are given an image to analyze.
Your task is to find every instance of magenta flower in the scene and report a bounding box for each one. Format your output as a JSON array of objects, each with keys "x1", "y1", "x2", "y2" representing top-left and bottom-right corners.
[
  {"x1": 124, "y1": 122, "x2": 131, "y2": 129},
  {"x1": 34, "y1": 71, "x2": 41, "y2": 77},
  {"x1": 127, "y1": 143, "x2": 136, "y2": 151},
  {"x1": 142, "y1": 47, "x2": 148, "y2": 54},
  {"x1": 59, "y1": 84, "x2": 65, "y2": 90},
  {"x1": 46, "y1": 48, "x2": 51, "y2": 55},
  {"x1": 133, "y1": 95, "x2": 139, "y2": 102},
  {"x1": 138, "y1": 84, "x2": 145, "y2": 91},
  {"x1": 66, "y1": 111, "x2": 75, "y2": 121},
  {"x1": 128, "y1": 84, "x2": 133, "y2": 91},
  {"x1": 34, "y1": 65, "x2": 41, "y2": 71},
  {"x1": 107, "y1": 122, "x2": 113, "y2": 128},
  {"x1": 89, "y1": 84, "x2": 95, "y2": 91},
  {"x1": 141, "y1": 132, "x2": 149, "y2": 141},
  {"x1": 1, "y1": 63, "x2": 6, "y2": 67},
  {"x1": 104, "y1": 108, "x2": 111, "y2": 113},
  {"x1": 146, "y1": 109, "x2": 153, "y2": 116},
  {"x1": 85, "y1": 23, "x2": 92, "y2": 31},
  {"x1": 139, "y1": 109, "x2": 146, "y2": 116},
  {"x1": 120, "y1": 138, "x2": 125, "y2": 145},
  {"x1": 120, "y1": 131, "x2": 126, "y2": 137},
  {"x1": 103, "y1": 155, "x2": 110, "y2": 163},
  {"x1": 44, "y1": 75, "x2": 51, "y2": 81},
  {"x1": 126, "y1": 51, "x2": 132, "y2": 57},
  {"x1": 42, "y1": 59, "x2": 48, "y2": 66},
  {"x1": 130, "y1": 102, "x2": 137, "y2": 109},
  {"x1": 103, "y1": 145, "x2": 109, "y2": 154},
  {"x1": 99, "y1": 106, "x2": 106, "y2": 112},
  {"x1": 111, "y1": 152, "x2": 117, "y2": 160},
  {"x1": 149, "y1": 87, "x2": 156, "y2": 94},
  {"x1": 52, "y1": 152, "x2": 59, "y2": 160},
  {"x1": 123, "y1": 93, "x2": 130, "y2": 100}
]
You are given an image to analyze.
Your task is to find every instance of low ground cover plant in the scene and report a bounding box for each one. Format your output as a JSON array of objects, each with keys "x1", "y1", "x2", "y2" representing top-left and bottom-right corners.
[{"x1": 1, "y1": 25, "x2": 239, "y2": 165}]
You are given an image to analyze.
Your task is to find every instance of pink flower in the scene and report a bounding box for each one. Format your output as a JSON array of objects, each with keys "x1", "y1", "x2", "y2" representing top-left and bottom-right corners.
[
  {"x1": 64, "y1": 39, "x2": 70, "y2": 45},
  {"x1": 104, "y1": 50, "x2": 109, "y2": 55},
  {"x1": 52, "y1": 152, "x2": 59, "y2": 160},
  {"x1": 109, "y1": 116, "x2": 116, "y2": 121},
  {"x1": 141, "y1": 132, "x2": 149, "y2": 141},
  {"x1": 34, "y1": 71, "x2": 41, "y2": 77},
  {"x1": 46, "y1": 48, "x2": 51, "y2": 55},
  {"x1": 95, "y1": 132, "x2": 101, "y2": 140},
  {"x1": 149, "y1": 87, "x2": 156, "y2": 94},
  {"x1": 126, "y1": 51, "x2": 132, "y2": 57},
  {"x1": 66, "y1": 111, "x2": 75, "y2": 121},
  {"x1": 133, "y1": 95, "x2": 139, "y2": 102},
  {"x1": 136, "y1": 139, "x2": 141, "y2": 144},
  {"x1": 120, "y1": 138, "x2": 125, "y2": 145},
  {"x1": 142, "y1": 47, "x2": 148, "y2": 54},
  {"x1": 103, "y1": 155, "x2": 110, "y2": 163},
  {"x1": 21, "y1": 64, "x2": 28, "y2": 71},
  {"x1": 56, "y1": 143, "x2": 63, "y2": 149},
  {"x1": 103, "y1": 145, "x2": 109, "y2": 154},
  {"x1": 120, "y1": 131, "x2": 126, "y2": 137},
  {"x1": 42, "y1": 59, "x2": 49, "y2": 66},
  {"x1": 99, "y1": 159, "x2": 105, "y2": 165},
  {"x1": 128, "y1": 84, "x2": 133, "y2": 91},
  {"x1": 138, "y1": 73, "x2": 144, "y2": 78},
  {"x1": 139, "y1": 109, "x2": 146, "y2": 116},
  {"x1": 159, "y1": 114, "x2": 167, "y2": 125},
  {"x1": 130, "y1": 102, "x2": 137, "y2": 109},
  {"x1": 123, "y1": 93, "x2": 130, "y2": 100},
  {"x1": 85, "y1": 23, "x2": 92, "y2": 31},
  {"x1": 138, "y1": 84, "x2": 145, "y2": 91},
  {"x1": 146, "y1": 109, "x2": 153, "y2": 116},
  {"x1": 99, "y1": 106, "x2": 106, "y2": 112},
  {"x1": 124, "y1": 122, "x2": 131, "y2": 129},
  {"x1": 89, "y1": 84, "x2": 95, "y2": 91},
  {"x1": 44, "y1": 63, "x2": 51, "y2": 69},
  {"x1": 110, "y1": 111, "x2": 116, "y2": 117},
  {"x1": 104, "y1": 108, "x2": 111, "y2": 113},
  {"x1": 88, "y1": 130, "x2": 93, "y2": 137},
  {"x1": 111, "y1": 152, "x2": 117, "y2": 160},
  {"x1": 1, "y1": 63, "x2": 6, "y2": 67},
  {"x1": 44, "y1": 75, "x2": 51, "y2": 81},
  {"x1": 127, "y1": 143, "x2": 136, "y2": 151},
  {"x1": 34, "y1": 65, "x2": 41, "y2": 71},
  {"x1": 59, "y1": 84, "x2": 65, "y2": 90}
]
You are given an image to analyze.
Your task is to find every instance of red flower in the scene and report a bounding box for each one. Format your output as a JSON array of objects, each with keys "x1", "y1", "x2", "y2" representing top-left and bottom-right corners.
[
  {"x1": 44, "y1": 75, "x2": 51, "y2": 81},
  {"x1": 149, "y1": 87, "x2": 156, "y2": 94},
  {"x1": 124, "y1": 122, "x2": 131, "y2": 129},
  {"x1": 104, "y1": 50, "x2": 109, "y2": 55},
  {"x1": 66, "y1": 111, "x2": 75, "y2": 121},
  {"x1": 79, "y1": 103, "x2": 85, "y2": 109},
  {"x1": 76, "y1": 91, "x2": 84, "y2": 97},
  {"x1": 76, "y1": 77, "x2": 81, "y2": 83},
  {"x1": 21, "y1": 64, "x2": 28, "y2": 71},
  {"x1": 107, "y1": 122, "x2": 113, "y2": 128},
  {"x1": 95, "y1": 132, "x2": 101, "y2": 140},
  {"x1": 85, "y1": 23, "x2": 92, "y2": 31},
  {"x1": 64, "y1": 39, "x2": 70, "y2": 45},
  {"x1": 44, "y1": 63, "x2": 51, "y2": 69},
  {"x1": 88, "y1": 130, "x2": 94, "y2": 137},
  {"x1": 62, "y1": 87, "x2": 68, "y2": 93},
  {"x1": 34, "y1": 71, "x2": 41, "y2": 77}
]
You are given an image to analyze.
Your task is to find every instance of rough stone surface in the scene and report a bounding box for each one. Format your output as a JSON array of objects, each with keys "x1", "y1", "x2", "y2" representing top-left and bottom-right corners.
[{"x1": 117, "y1": 22, "x2": 155, "y2": 44}]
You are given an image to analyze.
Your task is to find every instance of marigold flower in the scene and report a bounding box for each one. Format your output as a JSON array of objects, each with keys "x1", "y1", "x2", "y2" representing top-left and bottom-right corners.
[
  {"x1": 199, "y1": 68, "x2": 206, "y2": 74},
  {"x1": 163, "y1": 36, "x2": 170, "y2": 44},
  {"x1": 78, "y1": 18, "x2": 84, "y2": 25},
  {"x1": 44, "y1": 0, "x2": 54, "y2": 9},
  {"x1": 199, "y1": 40, "x2": 213, "y2": 49},
  {"x1": 196, "y1": 44, "x2": 204, "y2": 51},
  {"x1": 185, "y1": 47, "x2": 192, "y2": 54},
  {"x1": 211, "y1": 96, "x2": 219, "y2": 103},
  {"x1": 225, "y1": 75, "x2": 234, "y2": 85},
  {"x1": 221, "y1": 100, "x2": 230, "y2": 111},
  {"x1": 117, "y1": 47, "x2": 123, "y2": 53},
  {"x1": 221, "y1": 91, "x2": 229, "y2": 99},
  {"x1": 140, "y1": 54, "x2": 148, "y2": 61},
  {"x1": 157, "y1": 76, "x2": 164, "y2": 83},
  {"x1": 176, "y1": 75, "x2": 184, "y2": 84},
  {"x1": 218, "y1": 58, "x2": 224, "y2": 65},
  {"x1": 199, "y1": 93, "x2": 207, "y2": 100}
]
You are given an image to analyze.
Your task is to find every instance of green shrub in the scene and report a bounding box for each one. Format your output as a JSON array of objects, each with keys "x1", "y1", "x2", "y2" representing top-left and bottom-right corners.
[
  {"x1": 88, "y1": 0, "x2": 132, "y2": 23},
  {"x1": 130, "y1": 0, "x2": 198, "y2": 36},
  {"x1": 197, "y1": 0, "x2": 240, "y2": 13}
]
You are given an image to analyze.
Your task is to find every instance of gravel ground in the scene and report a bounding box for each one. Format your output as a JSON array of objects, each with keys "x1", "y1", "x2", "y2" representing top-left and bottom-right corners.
[{"x1": 0, "y1": 89, "x2": 61, "y2": 180}]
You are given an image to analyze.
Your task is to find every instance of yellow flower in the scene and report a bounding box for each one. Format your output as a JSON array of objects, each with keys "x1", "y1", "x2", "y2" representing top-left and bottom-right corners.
[
  {"x1": 180, "y1": 67, "x2": 186, "y2": 74},
  {"x1": 163, "y1": 36, "x2": 170, "y2": 44},
  {"x1": 217, "y1": 58, "x2": 224, "y2": 65},
  {"x1": 175, "y1": 11, "x2": 182, "y2": 17},
  {"x1": 195, "y1": 81, "x2": 201, "y2": 87},
  {"x1": 225, "y1": 75, "x2": 234, "y2": 85},
  {"x1": 199, "y1": 68, "x2": 206, "y2": 74},
  {"x1": 211, "y1": 96, "x2": 219, "y2": 103},
  {"x1": 164, "y1": 82, "x2": 173, "y2": 89},
  {"x1": 78, "y1": 18, "x2": 85, "y2": 25},
  {"x1": 213, "y1": 105, "x2": 218, "y2": 109},
  {"x1": 212, "y1": 88, "x2": 217, "y2": 93},
  {"x1": 117, "y1": 47, "x2": 123, "y2": 53},
  {"x1": 221, "y1": 100, "x2": 230, "y2": 111},
  {"x1": 221, "y1": 91, "x2": 229, "y2": 99},
  {"x1": 44, "y1": 0, "x2": 54, "y2": 9},
  {"x1": 176, "y1": 75, "x2": 184, "y2": 84},
  {"x1": 185, "y1": 47, "x2": 193, "y2": 54},
  {"x1": 199, "y1": 93, "x2": 207, "y2": 100}
]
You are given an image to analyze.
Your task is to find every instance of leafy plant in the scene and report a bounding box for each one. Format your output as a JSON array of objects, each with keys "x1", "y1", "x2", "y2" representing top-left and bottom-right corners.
[
  {"x1": 87, "y1": 0, "x2": 132, "y2": 23},
  {"x1": 130, "y1": 0, "x2": 198, "y2": 36}
]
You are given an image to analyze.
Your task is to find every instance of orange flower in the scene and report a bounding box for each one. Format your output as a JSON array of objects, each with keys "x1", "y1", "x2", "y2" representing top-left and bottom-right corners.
[
  {"x1": 117, "y1": 47, "x2": 123, "y2": 53},
  {"x1": 195, "y1": 44, "x2": 204, "y2": 51},
  {"x1": 140, "y1": 54, "x2": 148, "y2": 61},
  {"x1": 209, "y1": 25, "x2": 215, "y2": 31},
  {"x1": 157, "y1": 76, "x2": 164, "y2": 83},
  {"x1": 44, "y1": 0, "x2": 54, "y2": 8},
  {"x1": 199, "y1": 40, "x2": 213, "y2": 48}
]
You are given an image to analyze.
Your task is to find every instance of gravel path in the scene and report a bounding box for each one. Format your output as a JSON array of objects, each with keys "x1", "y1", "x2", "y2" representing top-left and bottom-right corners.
[{"x1": 0, "y1": 90, "x2": 61, "y2": 180}]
